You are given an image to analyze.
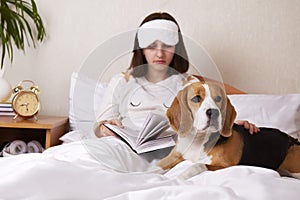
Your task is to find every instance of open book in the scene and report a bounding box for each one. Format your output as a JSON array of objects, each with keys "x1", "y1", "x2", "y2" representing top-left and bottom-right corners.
[{"x1": 103, "y1": 113, "x2": 176, "y2": 154}]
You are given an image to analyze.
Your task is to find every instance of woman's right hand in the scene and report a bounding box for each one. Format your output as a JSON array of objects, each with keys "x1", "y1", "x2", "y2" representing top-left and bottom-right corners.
[{"x1": 95, "y1": 119, "x2": 124, "y2": 138}]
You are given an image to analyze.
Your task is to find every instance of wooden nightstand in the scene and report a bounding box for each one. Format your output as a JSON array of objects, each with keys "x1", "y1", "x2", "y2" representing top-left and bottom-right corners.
[{"x1": 0, "y1": 116, "x2": 69, "y2": 149}]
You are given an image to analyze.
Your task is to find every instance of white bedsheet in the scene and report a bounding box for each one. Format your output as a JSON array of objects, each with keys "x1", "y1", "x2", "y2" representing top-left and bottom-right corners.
[{"x1": 0, "y1": 137, "x2": 299, "y2": 200}]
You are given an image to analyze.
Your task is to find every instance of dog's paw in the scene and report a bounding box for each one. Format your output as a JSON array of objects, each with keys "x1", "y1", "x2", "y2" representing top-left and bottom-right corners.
[{"x1": 178, "y1": 163, "x2": 207, "y2": 180}]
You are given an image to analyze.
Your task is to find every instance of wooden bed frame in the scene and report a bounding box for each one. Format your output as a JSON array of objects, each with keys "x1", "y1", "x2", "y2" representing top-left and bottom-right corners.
[{"x1": 224, "y1": 83, "x2": 246, "y2": 95}]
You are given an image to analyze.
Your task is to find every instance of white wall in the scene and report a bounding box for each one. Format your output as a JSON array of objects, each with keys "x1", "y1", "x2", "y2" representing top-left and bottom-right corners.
[{"x1": 3, "y1": 0, "x2": 300, "y2": 116}]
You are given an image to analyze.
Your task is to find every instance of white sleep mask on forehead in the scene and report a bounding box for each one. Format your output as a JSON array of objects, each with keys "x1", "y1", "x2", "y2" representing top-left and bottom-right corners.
[{"x1": 137, "y1": 19, "x2": 179, "y2": 48}]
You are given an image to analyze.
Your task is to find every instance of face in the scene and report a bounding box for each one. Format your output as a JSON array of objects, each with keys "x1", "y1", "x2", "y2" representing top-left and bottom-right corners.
[
  {"x1": 189, "y1": 83, "x2": 224, "y2": 133},
  {"x1": 143, "y1": 40, "x2": 176, "y2": 73},
  {"x1": 167, "y1": 82, "x2": 226, "y2": 135},
  {"x1": 13, "y1": 91, "x2": 40, "y2": 117}
]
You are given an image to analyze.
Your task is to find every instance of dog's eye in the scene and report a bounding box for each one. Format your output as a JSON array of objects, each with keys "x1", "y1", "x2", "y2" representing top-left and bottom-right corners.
[
  {"x1": 191, "y1": 95, "x2": 202, "y2": 103},
  {"x1": 215, "y1": 96, "x2": 222, "y2": 103}
]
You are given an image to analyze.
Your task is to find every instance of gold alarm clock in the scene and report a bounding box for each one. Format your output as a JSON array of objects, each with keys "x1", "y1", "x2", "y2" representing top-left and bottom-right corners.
[{"x1": 12, "y1": 80, "x2": 40, "y2": 120}]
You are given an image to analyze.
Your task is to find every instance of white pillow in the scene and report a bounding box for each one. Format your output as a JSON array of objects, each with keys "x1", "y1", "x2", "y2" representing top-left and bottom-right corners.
[
  {"x1": 67, "y1": 72, "x2": 107, "y2": 141},
  {"x1": 59, "y1": 130, "x2": 82, "y2": 143},
  {"x1": 228, "y1": 94, "x2": 300, "y2": 139}
]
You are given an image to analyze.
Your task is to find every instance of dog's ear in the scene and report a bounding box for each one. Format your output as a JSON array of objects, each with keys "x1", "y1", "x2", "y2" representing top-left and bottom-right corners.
[
  {"x1": 167, "y1": 88, "x2": 193, "y2": 136},
  {"x1": 166, "y1": 97, "x2": 181, "y2": 132},
  {"x1": 221, "y1": 97, "x2": 237, "y2": 137}
]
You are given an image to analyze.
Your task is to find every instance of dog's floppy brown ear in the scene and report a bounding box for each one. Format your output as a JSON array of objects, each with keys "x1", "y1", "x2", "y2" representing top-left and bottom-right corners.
[
  {"x1": 166, "y1": 97, "x2": 181, "y2": 132},
  {"x1": 166, "y1": 88, "x2": 193, "y2": 136},
  {"x1": 221, "y1": 97, "x2": 237, "y2": 137}
]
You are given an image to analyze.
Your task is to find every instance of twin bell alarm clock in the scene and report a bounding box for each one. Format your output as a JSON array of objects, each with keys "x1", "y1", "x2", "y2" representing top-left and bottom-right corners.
[{"x1": 12, "y1": 80, "x2": 40, "y2": 119}]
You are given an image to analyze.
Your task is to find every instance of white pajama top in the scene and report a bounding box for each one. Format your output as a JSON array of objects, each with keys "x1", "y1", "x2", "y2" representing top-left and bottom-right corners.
[{"x1": 95, "y1": 72, "x2": 188, "y2": 132}]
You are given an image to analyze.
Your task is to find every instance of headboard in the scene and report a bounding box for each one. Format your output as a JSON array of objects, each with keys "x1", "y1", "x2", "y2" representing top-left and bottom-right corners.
[
  {"x1": 224, "y1": 83, "x2": 246, "y2": 95},
  {"x1": 192, "y1": 74, "x2": 246, "y2": 95}
]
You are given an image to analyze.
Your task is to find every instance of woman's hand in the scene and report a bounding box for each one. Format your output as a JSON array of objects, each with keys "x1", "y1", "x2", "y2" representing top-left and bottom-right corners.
[
  {"x1": 95, "y1": 119, "x2": 124, "y2": 138},
  {"x1": 235, "y1": 120, "x2": 260, "y2": 134}
]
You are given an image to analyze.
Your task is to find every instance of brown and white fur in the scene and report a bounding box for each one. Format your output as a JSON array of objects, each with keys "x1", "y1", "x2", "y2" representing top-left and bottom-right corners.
[{"x1": 157, "y1": 81, "x2": 300, "y2": 180}]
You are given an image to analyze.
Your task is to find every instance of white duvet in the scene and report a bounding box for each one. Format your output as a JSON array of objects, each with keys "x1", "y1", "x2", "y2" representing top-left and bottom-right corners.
[{"x1": 0, "y1": 137, "x2": 299, "y2": 200}]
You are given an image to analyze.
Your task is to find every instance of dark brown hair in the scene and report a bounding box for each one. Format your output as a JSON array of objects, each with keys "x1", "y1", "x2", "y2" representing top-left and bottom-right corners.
[{"x1": 129, "y1": 12, "x2": 189, "y2": 77}]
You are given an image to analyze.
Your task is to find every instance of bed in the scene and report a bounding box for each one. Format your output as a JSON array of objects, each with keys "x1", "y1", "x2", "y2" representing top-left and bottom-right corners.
[{"x1": 0, "y1": 72, "x2": 299, "y2": 199}]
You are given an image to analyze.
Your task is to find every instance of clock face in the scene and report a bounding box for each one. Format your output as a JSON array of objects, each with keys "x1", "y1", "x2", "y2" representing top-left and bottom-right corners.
[{"x1": 12, "y1": 91, "x2": 40, "y2": 117}]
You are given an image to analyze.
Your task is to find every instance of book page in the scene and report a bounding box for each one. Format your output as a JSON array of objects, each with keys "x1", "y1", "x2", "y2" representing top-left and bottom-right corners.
[
  {"x1": 137, "y1": 121, "x2": 170, "y2": 145},
  {"x1": 138, "y1": 113, "x2": 169, "y2": 139},
  {"x1": 138, "y1": 113, "x2": 163, "y2": 138},
  {"x1": 136, "y1": 136, "x2": 175, "y2": 154},
  {"x1": 103, "y1": 124, "x2": 139, "y2": 149}
]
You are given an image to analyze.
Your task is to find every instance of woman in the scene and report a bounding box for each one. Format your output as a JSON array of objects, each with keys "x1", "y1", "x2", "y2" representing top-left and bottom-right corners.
[{"x1": 94, "y1": 12, "x2": 258, "y2": 149}]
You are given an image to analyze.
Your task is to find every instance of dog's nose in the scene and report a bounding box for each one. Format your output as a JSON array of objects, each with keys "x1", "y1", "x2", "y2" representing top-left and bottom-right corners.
[{"x1": 206, "y1": 109, "x2": 219, "y2": 119}]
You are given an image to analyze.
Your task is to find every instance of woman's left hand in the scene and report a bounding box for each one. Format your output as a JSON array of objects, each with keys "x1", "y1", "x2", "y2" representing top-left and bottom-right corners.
[{"x1": 235, "y1": 120, "x2": 260, "y2": 134}]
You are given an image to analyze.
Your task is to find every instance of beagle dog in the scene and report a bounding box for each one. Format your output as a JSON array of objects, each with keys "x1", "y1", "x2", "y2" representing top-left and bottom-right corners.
[{"x1": 157, "y1": 80, "x2": 300, "y2": 179}]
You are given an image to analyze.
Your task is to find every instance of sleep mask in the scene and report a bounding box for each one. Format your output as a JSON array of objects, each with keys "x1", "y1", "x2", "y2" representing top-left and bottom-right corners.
[{"x1": 137, "y1": 19, "x2": 179, "y2": 48}]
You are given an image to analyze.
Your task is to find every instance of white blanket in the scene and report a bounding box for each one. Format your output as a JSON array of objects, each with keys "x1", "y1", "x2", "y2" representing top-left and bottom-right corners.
[{"x1": 0, "y1": 137, "x2": 299, "y2": 200}]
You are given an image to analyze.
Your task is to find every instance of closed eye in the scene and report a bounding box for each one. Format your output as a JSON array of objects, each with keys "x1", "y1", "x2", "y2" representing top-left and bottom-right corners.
[
  {"x1": 130, "y1": 102, "x2": 141, "y2": 107},
  {"x1": 163, "y1": 103, "x2": 169, "y2": 108},
  {"x1": 191, "y1": 95, "x2": 202, "y2": 103}
]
